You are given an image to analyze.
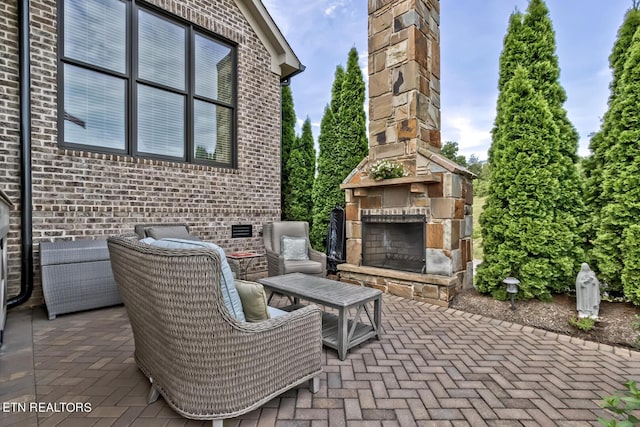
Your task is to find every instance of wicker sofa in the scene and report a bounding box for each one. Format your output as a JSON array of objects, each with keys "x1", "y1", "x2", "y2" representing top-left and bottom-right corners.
[{"x1": 107, "y1": 234, "x2": 323, "y2": 425}]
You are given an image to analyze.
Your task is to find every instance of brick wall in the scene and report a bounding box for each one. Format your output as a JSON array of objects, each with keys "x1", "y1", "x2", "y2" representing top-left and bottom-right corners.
[{"x1": 1, "y1": 0, "x2": 282, "y2": 307}]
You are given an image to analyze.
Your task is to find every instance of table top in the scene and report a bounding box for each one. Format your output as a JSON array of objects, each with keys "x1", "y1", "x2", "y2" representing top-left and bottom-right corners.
[
  {"x1": 226, "y1": 251, "x2": 263, "y2": 259},
  {"x1": 258, "y1": 273, "x2": 382, "y2": 308}
]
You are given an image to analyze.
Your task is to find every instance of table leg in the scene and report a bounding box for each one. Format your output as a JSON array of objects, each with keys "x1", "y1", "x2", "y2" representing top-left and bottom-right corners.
[
  {"x1": 374, "y1": 296, "x2": 382, "y2": 340},
  {"x1": 337, "y1": 307, "x2": 348, "y2": 360}
]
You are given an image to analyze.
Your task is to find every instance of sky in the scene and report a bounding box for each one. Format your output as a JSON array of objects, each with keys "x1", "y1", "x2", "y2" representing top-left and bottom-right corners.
[{"x1": 262, "y1": 0, "x2": 634, "y2": 161}]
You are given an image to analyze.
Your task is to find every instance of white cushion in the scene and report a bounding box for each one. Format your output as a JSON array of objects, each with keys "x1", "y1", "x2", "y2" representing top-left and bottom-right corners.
[
  {"x1": 281, "y1": 235, "x2": 309, "y2": 261},
  {"x1": 149, "y1": 238, "x2": 245, "y2": 322}
]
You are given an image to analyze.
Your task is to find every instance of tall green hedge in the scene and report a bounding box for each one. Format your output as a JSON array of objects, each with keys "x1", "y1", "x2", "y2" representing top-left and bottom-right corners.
[
  {"x1": 520, "y1": 0, "x2": 585, "y2": 263},
  {"x1": 594, "y1": 26, "x2": 640, "y2": 299},
  {"x1": 477, "y1": 66, "x2": 578, "y2": 301},
  {"x1": 478, "y1": 1, "x2": 584, "y2": 300},
  {"x1": 622, "y1": 225, "x2": 640, "y2": 305},
  {"x1": 311, "y1": 66, "x2": 344, "y2": 249},
  {"x1": 335, "y1": 47, "x2": 368, "y2": 174},
  {"x1": 311, "y1": 48, "x2": 367, "y2": 251},
  {"x1": 585, "y1": 7, "x2": 640, "y2": 271},
  {"x1": 281, "y1": 85, "x2": 296, "y2": 219},
  {"x1": 284, "y1": 118, "x2": 315, "y2": 224}
]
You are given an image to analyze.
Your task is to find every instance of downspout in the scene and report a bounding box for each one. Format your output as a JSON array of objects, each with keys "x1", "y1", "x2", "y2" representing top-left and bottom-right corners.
[{"x1": 8, "y1": 0, "x2": 33, "y2": 308}]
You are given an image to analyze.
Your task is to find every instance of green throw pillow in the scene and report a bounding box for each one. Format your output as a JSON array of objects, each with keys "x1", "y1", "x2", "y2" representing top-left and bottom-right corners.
[{"x1": 235, "y1": 280, "x2": 270, "y2": 322}]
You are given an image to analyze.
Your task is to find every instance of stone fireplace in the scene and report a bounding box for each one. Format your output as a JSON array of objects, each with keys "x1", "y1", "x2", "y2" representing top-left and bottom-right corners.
[
  {"x1": 362, "y1": 214, "x2": 425, "y2": 273},
  {"x1": 337, "y1": 0, "x2": 474, "y2": 307}
]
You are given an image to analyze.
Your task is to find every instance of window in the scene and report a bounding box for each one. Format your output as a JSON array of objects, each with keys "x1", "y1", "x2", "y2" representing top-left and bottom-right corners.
[{"x1": 59, "y1": 0, "x2": 237, "y2": 168}]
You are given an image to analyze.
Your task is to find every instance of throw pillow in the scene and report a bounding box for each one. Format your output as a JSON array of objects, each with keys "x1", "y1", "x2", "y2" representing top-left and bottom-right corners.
[
  {"x1": 147, "y1": 225, "x2": 200, "y2": 240},
  {"x1": 280, "y1": 235, "x2": 309, "y2": 261},
  {"x1": 235, "y1": 280, "x2": 270, "y2": 322},
  {"x1": 149, "y1": 238, "x2": 246, "y2": 322}
]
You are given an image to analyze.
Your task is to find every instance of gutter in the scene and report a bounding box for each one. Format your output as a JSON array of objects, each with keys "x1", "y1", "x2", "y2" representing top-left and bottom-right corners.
[
  {"x1": 280, "y1": 64, "x2": 306, "y2": 87},
  {"x1": 8, "y1": 0, "x2": 33, "y2": 308}
]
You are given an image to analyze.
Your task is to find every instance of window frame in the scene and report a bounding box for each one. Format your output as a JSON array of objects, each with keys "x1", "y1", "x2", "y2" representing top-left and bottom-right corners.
[{"x1": 57, "y1": 0, "x2": 238, "y2": 169}]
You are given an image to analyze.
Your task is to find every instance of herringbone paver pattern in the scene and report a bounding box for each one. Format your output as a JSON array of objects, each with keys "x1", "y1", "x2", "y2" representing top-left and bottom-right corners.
[{"x1": 1, "y1": 295, "x2": 639, "y2": 426}]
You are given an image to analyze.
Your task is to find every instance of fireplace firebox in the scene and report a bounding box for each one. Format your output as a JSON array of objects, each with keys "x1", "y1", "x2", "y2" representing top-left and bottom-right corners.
[{"x1": 361, "y1": 214, "x2": 426, "y2": 273}]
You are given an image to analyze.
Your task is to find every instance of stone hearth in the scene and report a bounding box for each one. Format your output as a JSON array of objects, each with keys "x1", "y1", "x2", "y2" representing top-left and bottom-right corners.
[{"x1": 337, "y1": 0, "x2": 474, "y2": 307}]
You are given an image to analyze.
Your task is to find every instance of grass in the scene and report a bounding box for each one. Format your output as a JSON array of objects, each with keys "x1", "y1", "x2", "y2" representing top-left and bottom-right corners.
[{"x1": 472, "y1": 196, "x2": 485, "y2": 260}]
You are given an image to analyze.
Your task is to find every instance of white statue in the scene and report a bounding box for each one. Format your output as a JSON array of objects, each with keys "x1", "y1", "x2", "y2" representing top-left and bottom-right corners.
[{"x1": 576, "y1": 263, "x2": 601, "y2": 319}]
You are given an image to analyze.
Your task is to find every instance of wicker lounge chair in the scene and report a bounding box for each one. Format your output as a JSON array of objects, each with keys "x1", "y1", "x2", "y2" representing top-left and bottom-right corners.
[{"x1": 107, "y1": 234, "x2": 323, "y2": 426}]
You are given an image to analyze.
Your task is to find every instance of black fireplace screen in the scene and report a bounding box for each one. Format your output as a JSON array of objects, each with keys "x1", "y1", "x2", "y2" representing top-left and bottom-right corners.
[{"x1": 361, "y1": 214, "x2": 426, "y2": 273}]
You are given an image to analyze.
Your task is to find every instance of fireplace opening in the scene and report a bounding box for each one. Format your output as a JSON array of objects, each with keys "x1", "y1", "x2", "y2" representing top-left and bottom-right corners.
[{"x1": 362, "y1": 214, "x2": 426, "y2": 273}]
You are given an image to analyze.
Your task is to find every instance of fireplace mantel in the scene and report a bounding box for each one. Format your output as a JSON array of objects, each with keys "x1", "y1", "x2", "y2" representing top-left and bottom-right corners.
[{"x1": 340, "y1": 174, "x2": 440, "y2": 190}]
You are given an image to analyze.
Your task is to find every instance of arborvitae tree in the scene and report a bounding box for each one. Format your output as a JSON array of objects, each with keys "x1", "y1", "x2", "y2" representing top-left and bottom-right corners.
[
  {"x1": 497, "y1": 11, "x2": 526, "y2": 93},
  {"x1": 284, "y1": 118, "x2": 315, "y2": 223},
  {"x1": 479, "y1": 11, "x2": 526, "y2": 285},
  {"x1": 488, "y1": 11, "x2": 525, "y2": 180},
  {"x1": 336, "y1": 47, "x2": 368, "y2": 178},
  {"x1": 310, "y1": 48, "x2": 366, "y2": 251},
  {"x1": 584, "y1": 6, "x2": 640, "y2": 265},
  {"x1": 480, "y1": 1, "x2": 584, "y2": 300},
  {"x1": 281, "y1": 85, "x2": 297, "y2": 219},
  {"x1": 593, "y1": 26, "x2": 640, "y2": 300},
  {"x1": 520, "y1": 0, "x2": 585, "y2": 266},
  {"x1": 310, "y1": 66, "x2": 345, "y2": 249},
  {"x1": 330, "y1": 66, "x2": 345, "y2": 116},
  {"x1": 476, "y1": 66, "x2": 574, "y2": 301}
]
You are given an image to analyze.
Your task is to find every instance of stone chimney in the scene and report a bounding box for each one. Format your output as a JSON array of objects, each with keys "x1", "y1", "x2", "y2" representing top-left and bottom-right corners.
[
  {"x1": 338, "y1": 0, "x2": 475, "y2": 307},
  {"x1": 368, "y1": 0, "x2": 441, "y2": 165}
]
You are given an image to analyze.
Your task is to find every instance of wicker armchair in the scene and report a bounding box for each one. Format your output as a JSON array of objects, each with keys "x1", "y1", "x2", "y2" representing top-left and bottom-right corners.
[
  {"x1": 107, "y1": 234, "x2": 322, "y2": 426},
  {"x1": 263, "y1": 221, "x2": 326, "y2": 277}
]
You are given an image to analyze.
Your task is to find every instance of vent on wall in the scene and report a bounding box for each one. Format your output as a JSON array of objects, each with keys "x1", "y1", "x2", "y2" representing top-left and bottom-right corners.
[{"x1": 231, "y1": 224, "x2": 253, "y2": 238}]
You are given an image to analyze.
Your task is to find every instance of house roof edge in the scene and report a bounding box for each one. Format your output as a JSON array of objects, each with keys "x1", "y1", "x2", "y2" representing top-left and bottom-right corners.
[{"x1": 234, "y1": 0, "x2": 304, "y2": 80}]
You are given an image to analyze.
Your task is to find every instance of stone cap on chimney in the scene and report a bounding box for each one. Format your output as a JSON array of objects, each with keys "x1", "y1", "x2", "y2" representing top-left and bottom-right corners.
[{"x1": 417, "y1": 147, "x2": 476, "y2": 179}]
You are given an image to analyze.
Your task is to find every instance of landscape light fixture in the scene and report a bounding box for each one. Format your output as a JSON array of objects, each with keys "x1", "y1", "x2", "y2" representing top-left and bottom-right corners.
[{"x1": 503, "y1": 277, "x2": 520, "y2": 311}]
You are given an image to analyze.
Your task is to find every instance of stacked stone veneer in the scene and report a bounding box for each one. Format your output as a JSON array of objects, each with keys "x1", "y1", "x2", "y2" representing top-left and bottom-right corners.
[
  {"x1": 338, "y1": 0, "x2": 474, "y2": 307},
  {"x1": 368, "y1": 0, "x2": 441, "y2": 161},
  {"x1": 1, "y1": 0, "x2": 280, "y2": 306}
]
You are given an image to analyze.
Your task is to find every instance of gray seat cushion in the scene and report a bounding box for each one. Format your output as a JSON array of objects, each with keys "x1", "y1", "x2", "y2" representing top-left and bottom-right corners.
[
  {"x1": 146, "y1": 225, "x2": 200, "y2": 241},
  {"x1": 283, "y1": 259, "x2": 323, "y2": 275}
]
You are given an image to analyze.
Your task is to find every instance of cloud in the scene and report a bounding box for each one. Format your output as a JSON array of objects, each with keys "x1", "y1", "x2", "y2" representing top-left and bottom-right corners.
[
  {"x1": 323, "y1": 1, "x2": 347, "y2": 17},
  {"x1": 324, "y1": 4, "x2": 337, "y2": 16},
  {"x1": 441, "y1": 113, "x2": 493, "y2": 160}
]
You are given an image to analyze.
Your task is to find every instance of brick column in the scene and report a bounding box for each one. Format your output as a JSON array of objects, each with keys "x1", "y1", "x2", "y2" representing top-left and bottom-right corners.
[{"x1": 368, "y1": 0, "x2": 441, "y2": 162}]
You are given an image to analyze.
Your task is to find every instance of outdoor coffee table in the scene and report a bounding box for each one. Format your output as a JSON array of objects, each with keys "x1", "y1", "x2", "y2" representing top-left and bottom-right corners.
[{"x1": 258, "y1": 273, "x2": 382, "y2": 360}]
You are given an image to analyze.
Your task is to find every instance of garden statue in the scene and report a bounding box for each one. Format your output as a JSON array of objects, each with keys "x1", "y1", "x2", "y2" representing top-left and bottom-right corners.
[{"x1": 576, "y1": 263, "x2": 601, "y2": 319}]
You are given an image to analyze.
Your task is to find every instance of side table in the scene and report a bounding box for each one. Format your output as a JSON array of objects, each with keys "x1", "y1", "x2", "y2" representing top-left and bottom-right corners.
[{"x1": 227, "y1": 251, "x2": 264, "y2": 280}]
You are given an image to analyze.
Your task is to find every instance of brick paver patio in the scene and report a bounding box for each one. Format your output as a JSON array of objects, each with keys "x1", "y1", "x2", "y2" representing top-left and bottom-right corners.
[{"x1": 2, "y1": 295, "x2": 639, "y2": 426}]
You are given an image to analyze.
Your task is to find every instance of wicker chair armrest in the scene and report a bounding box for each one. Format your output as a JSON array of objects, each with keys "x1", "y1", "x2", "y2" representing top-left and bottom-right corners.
[
  {"x1": 224, "y1": 304, "x2": 323, "y2": 386},
  {"x1": 308, "y1": 249, "x2": 327, "y2": 275},
  {"x1": 266, "y1": 249, "x2": 285, "y2": 275}
]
